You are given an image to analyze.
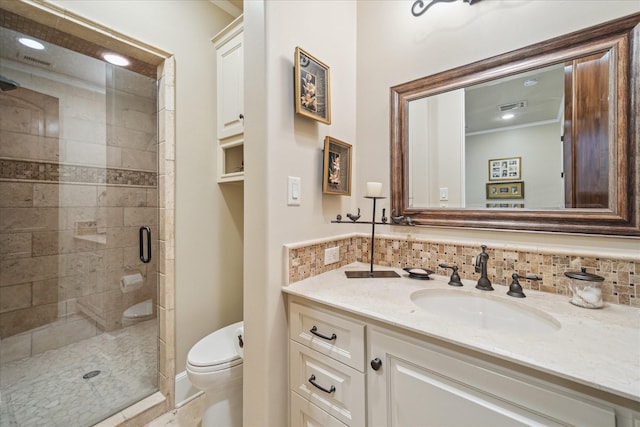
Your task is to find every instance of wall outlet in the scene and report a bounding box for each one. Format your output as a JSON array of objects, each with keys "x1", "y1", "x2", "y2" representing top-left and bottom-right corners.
[{"x1": 324, "y1": 246, "x2": 340, "y2": 265}]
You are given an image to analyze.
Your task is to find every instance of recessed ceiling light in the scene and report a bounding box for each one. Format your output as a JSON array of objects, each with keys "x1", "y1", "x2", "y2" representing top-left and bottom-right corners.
[
  {"x1": 523, "y1": 78, "x2": 539, "y2": 87},
  {"x1": 103, "y1": 53, "x2": 129, "y2": 66},
  {"x1": 501, "y1": 113, "x2": 515, "y2": 120},
  {"x1": 18, "y1": 37, "x2": 45, "y2": 50}
]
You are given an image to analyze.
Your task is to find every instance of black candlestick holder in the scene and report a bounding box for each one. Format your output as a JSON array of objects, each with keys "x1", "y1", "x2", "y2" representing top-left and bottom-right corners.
[{"x1": 341, "y1": 196, "x2": 400, "y2": 279}]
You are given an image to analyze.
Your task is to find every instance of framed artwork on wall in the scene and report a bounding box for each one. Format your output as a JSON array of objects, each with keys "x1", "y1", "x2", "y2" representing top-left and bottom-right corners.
[
  {"x1": 488, "y1": 157, "x2": 521, "y2": 181},
  {"x1": 486, "y1": 181, "x2": 524, "y2": 199},
  {"x1": 323, "y1": 136, "x2": 351, "y2": 195},
  {"x1": 294, "y1": 47, "x2": 331, "y2": 124}
]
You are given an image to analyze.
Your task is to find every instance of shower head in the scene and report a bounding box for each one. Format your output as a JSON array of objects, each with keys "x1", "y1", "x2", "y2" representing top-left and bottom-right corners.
[{"x1": 0, "y1": 75, "x2": 20, "y2": 91}]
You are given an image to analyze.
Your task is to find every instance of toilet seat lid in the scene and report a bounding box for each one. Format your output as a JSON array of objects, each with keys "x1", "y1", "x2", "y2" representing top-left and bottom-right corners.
[
  {"x1": 187, "y1": 321, "x2": 243, "y2": 368},
  {"x1": 124, "y1": 299, "x2": 153, "y2": 319}
]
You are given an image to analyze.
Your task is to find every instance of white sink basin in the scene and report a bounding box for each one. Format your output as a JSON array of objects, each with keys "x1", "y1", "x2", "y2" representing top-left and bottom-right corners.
[{"x1": 410, "y1": 289, "x2": 560, "y2": 334}]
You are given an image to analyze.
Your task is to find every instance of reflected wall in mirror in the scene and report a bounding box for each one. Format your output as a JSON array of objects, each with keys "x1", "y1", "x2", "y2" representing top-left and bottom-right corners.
[{"x1": 391, "y1": 13, "x2": 639, "y2": 236}]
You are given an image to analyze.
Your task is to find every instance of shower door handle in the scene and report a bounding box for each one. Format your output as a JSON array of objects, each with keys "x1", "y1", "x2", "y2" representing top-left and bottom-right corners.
[{"x1": 139, "y1": 226, "x2": 151, "y2": 263}]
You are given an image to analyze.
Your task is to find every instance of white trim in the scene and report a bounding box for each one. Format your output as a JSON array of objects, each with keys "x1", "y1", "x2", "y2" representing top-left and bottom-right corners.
[{"x1": 174, "y1": 370, "x2": 203, "y2": 408}]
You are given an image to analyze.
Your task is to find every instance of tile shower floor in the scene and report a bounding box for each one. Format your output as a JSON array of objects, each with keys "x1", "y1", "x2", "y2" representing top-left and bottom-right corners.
[{"x1": 0, "y1": 319, "x2": 157, "y2": 427}]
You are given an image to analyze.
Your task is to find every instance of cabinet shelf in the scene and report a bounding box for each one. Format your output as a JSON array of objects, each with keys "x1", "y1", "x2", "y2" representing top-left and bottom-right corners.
[{"x1": 213, "y1": 15, "x2": 244, "y2": 184}]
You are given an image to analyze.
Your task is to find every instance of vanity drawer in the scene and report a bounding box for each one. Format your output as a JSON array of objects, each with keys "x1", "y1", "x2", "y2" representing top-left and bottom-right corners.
[
  {"x1": 290, "y1": 391, "x2": 348, "y2": 427},
  {"x1": 290, "y1": 341, "x2": 365, "y2": 427},
  {"x1": 289, "y1": 301, "x2": 365, "y2": 371}
]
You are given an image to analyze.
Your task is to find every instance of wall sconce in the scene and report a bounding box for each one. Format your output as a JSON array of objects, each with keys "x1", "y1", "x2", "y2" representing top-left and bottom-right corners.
[{"x1": 412, "y1": 0, "x2": 482, "y2": 17}]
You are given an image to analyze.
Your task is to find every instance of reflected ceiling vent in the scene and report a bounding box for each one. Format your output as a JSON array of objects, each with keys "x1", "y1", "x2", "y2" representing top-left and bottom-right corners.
[
  {"x1": 498, "y1": 101, "x2": 527, "y2": 112},
  {"x1": 18, "y1": 54, "x2": 52, "y2": 68}
]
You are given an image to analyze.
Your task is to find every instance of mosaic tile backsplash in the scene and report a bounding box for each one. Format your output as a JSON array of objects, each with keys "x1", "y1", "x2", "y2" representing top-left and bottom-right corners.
[{"x1": 287, "y1": 235, "x2": 638, "y2": 307}]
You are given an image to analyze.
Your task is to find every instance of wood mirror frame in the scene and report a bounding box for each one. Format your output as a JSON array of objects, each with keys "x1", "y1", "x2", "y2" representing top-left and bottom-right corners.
[{"x1": 390, "y1": 13, "x2": 639, "y2": 236}]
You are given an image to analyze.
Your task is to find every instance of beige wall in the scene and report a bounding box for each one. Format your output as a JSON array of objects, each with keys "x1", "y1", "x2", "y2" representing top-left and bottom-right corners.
[
  {"x1": 246, "y1": 1, "x2": 640, "y2": 425},
  {"x1": 49, "y1": 0, "x2": 243, "y2": 374},
  {"x1": 244, "y1": 1, "x2": 358, "y2": 425}
]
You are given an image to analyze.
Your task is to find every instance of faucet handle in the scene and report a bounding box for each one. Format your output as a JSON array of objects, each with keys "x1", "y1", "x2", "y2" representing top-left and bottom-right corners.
[
  {"x1": 507, "y1": 273, "x2": 542, "y2": 298},
  {"x1": 439, "y1": 263, "x2": 463, "y2": 287}
]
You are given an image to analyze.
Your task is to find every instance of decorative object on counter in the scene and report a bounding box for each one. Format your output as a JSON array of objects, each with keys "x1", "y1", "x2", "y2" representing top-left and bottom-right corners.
[
  {"x1": 507, "y1": 273, "x2": 542, "y2": 298},
  {"x1": 391, "y1": 210, "x2": 404, "y2": 224},
  {"x1": 403, "y1": 267, "x2": 434, "y2": 280},
  {"x1": 411, "y1": 0, "x2": 482, "y2": 17},
  {"x1": 389, "y1": 210, "x2": 415, "y2": 226},
  {"x1": 381, "y1": 208, "x2": 388, "y2": 223},
  {"x1": 333, "y1": 194, "x2": 400, "y2": 279},
  {"x1": 322, "y1": 136, "x2": 351, "y2": 195},
  {"x1": 346, "y1": 208, "x2": 361, "y2": 222},
  {"x1": 475, "y1": 245, "x2": 494, "y2": 291},
  {"x1": 366, "y1": 181, "x2": 383, "y2": 197},
  {"x1": 335, "y1": 214, "x2": 342, "y2": 221},
  {"x1": 564, "y1": 268, "x2": 604, "y2": 309},
  {"x1": 439, "y1": 263, "x2": 463, "y2": 286}
]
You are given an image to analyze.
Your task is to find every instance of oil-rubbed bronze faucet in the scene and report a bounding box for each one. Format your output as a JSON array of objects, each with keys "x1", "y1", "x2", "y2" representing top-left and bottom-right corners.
[{"x1": 475, "y1": 245, "x2": 494, "y2": 291}]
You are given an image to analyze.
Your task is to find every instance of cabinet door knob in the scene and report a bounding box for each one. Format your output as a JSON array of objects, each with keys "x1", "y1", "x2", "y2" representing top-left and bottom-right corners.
[
  {"x1": 239, "y1": 113, "x2": 244, "y2": 119},
  {"x1": 371, "y1": 357, "x2": 382, "y2": 371}
]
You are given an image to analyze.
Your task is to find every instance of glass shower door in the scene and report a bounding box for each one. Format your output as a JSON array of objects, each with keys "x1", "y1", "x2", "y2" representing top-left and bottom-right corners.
[{"x1": 0, "y1": 24, "x2": 159, "y2": 426}]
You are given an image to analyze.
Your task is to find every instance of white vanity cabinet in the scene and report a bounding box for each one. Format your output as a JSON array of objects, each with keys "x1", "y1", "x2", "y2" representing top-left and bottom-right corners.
[
  {"x1": 288, "y1": 301, "x2": 366, "y2": 427},
  {"x1": 286, "y1": 296, "x2": 639, "y2": 427},
  {"x1": 367, "y1": 326, "x2": 617, "y2": 427},
  {"x1": 212, "y1": 15, "x2": 244, "y2": 183}
]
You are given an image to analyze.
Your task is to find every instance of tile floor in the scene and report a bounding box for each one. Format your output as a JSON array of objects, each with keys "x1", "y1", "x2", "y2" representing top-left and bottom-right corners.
[{"x1": 0, "y1": 318, "x2": 157, "y2": 427}]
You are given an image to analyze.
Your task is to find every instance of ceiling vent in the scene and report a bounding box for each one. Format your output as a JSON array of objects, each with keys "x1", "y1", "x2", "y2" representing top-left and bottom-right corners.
[
  {"x1": 19, "y1": 54, "x2": 52, "y2": 68},
  {"x1": 498, "y1": 101, "x2": 527, "y2": 112}
]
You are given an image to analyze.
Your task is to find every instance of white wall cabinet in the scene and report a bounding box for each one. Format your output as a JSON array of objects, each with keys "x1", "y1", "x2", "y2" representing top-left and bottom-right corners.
[
  {"x1": 212, "y1": 15, "x2": 244, "y2": 183},
  {"x1": 287, "y1": 297, "x2": 639, "y2": 427}
]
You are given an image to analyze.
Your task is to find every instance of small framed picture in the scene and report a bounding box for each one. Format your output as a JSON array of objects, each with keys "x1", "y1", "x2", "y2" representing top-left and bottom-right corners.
[
  {"x1": 488, "y1": 157, "x2": 521, "y2": 181},
  {"x1": 294, "y1": 47, "x2": 331, "y2": 124},
  {"x1": 486, "y1": 181, "x2": 524, "y2": 199},
  {"x1": 323, "y1": 136, "x2": 351, "y2": 195}
]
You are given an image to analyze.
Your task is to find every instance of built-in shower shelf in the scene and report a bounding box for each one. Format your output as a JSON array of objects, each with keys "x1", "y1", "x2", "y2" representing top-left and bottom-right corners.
[{"x1": 74, "y1": 233, "x2": 107, "y2": 244}]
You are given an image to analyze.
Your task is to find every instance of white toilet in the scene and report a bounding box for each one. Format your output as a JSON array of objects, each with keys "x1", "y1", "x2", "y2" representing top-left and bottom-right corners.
[
  {"x1": 121, "y1": 299, "x2": 154, "y2": 327},
  {"x1": 186, "y1": 321, "x2": 243, "y2": 427}
]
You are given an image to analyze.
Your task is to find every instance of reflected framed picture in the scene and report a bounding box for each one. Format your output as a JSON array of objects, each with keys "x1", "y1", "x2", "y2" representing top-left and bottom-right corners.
[
  {"x1": 323, "y1": 136, "x2": 351, "y2": 195},
  {"x1": 294, "y1": 47, "x2": 331, "y2": 124},
  {"x1": 488, "y1": 157, "x2": 521, "y2": 181},
  {"x1": 486, "y1": 181, "x2": 524, "y2": 199}
]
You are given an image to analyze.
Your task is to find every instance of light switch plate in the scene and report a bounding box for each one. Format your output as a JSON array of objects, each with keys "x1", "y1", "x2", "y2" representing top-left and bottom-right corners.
[
  {"x1": 439, "y1": 187, "x2": 449, "y2": 201},
  {"x1": 288, "y1": 176, "x2": 301, "y2": 206}
]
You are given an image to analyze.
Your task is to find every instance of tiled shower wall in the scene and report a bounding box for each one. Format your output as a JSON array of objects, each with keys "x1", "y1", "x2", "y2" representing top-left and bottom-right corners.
[
  {"x1": 0, "y1": 63, "x2": 157, "y2": 361},
  {"x1": 287, "y1": 234, "x2": 639, "y2": 307}
]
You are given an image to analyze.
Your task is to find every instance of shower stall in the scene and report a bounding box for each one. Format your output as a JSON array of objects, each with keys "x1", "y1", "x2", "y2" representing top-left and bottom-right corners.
[{"x1": 0, "y1": 21, "x2": 159, "y2": 426}]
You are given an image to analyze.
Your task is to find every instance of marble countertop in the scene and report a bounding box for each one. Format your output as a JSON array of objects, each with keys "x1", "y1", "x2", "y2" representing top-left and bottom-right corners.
[{"x1": 282, "y1": 263, "x2": 640, "y2": 404}]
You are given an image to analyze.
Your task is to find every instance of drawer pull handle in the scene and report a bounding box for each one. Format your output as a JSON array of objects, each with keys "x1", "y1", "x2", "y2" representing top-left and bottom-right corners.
[
  {"x1": 308, "y1": 375, "x2": 335, "y2": 394},
  {"x1": 310, "y1": 326, "x2": 337, "y2": 341},
  {"x1": 371, "y1": 357, "x2": 382, "y2": 371}
]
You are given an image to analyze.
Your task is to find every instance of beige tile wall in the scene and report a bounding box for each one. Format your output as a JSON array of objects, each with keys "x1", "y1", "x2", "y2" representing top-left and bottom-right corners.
[
  {"x1": 287, "y1": 234, "x2": 639, "y2": 307},
  {"x1": 0, "y1": 59, "x2": 159, "y2": 361}
]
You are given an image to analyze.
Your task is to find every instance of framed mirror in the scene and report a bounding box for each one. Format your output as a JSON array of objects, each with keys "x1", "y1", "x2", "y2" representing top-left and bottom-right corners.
[{"x1": 390, "y1": 13, "x2": 639, "y2": 236}]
